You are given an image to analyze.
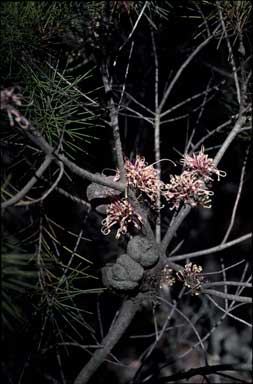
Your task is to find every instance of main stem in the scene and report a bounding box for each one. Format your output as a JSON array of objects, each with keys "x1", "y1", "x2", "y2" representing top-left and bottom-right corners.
[{"x1": 73, "y1": 294, "x2": 143, "y2": 384}]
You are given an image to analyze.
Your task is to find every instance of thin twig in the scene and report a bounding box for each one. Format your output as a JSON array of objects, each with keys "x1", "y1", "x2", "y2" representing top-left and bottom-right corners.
[
  {"x1": 160, "y1": 80, "x2": 224, "y2": 119},
  {"x1": 185, "y1": 78, "x2": 213, "y2": 154},
  {"x1": 113, "y1": 1, "x2": 148, "y2": 66},
  {"x1": 151, "y1": 29, "x2": 161, "y2": 243},
  {"x1": 46, "y1": 217, "x2": 90, "y2": 241},
  {"x1": 130, "y1": 324, "x2": 185, "y2": 339},
  {"x1": 205, "y1": 293, "x2": 252, "y2": 326},
  {"x1": 201, "y1": 260, "x2": 247, "y2": 276},
  {"x1": 203, "y1": 281, "x2": 251, "y2": 288},
  {"x1": 220, "y1": 146, "x2": 249, "y2": 311},
  {"x1": 47, "y1": 62, "x2": 99, "y2": 106},
  {"x1": 214, "y1": 112, "x2": 248, "y2": 166},
  {"x1": 17, "y1": 161, "x2": 64, "y2": 206},
  {"x1": 54, "y1": 187, "x2": 91, "y2": 209},
  {"x1": 161, "y1": 205, "x2": 192, "y2": 254},
  {"x1": 158, "y1": 363, "x2": 252, "y2": 383},
  {"x1": 119, "y1": 106, "x2": 154, "y2": 125},
  {"x1": 117, "y1": 41, "x2": 135, "y2": 110},
  {"x1": 158, "y1": 296, "x2": 208, "y2": 363},
  {"x1": 202, "y1": 289, "x2": 252, "y2": 304},
  {"x1": 100, "y1": 63, "x2": 126, "y2": 184},
  {"x1": 1, "y1": 155, "x2": 53, "y2": 209},
  {"x1": 96, "y1": 294, "x2": 104, "y2": 341},
  {"x1": 145, "y1": 268, "x2": 250, "y2": 383},
  {"x1": 190, "y1": 115, "x2": 239, "y2": 153},
  {"x1": 161, "y1": 87, "x2": 248, "y2": 253},
  {"x1": 169, "y1": 233, "x2": 251, "y2": 262},
  {"x1": 158, "y1": 25, "x2": 220, "y2": 113},
  {"x1": 217, "y1": 1, "x2": 241, "y2": 105},
  {"x1": 222, "y1": 146, "x2": 249, "y2": 243},
  {"x1": 6, "y1": 106, "x2": 125, "y2": 191},
  {"x1": 131, "y1": 298, "x2": 179, "y2": 384},
  {"x1": 123, "y1": 91, "x2": 155, "y2": 116},
  {"x1": 73, "y1": 294, "x2": 144, "y2": 384}
]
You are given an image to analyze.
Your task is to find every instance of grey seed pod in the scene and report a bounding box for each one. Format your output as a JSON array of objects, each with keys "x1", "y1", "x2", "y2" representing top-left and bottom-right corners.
[
  {"x1": 117, "y1": 254, "x2": 144, "y2": 282},
  {"x1": 127, "y1": 236, "x2": 159, "y2": 268},
  {"x1": 101, "y1": 254, "x2": 144, "y2": 291},
  {"x1": 102, "y1": 266, "x2": 138, "y2": 290}
]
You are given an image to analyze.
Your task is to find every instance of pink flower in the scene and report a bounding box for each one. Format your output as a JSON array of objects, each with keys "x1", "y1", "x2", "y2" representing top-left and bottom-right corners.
[
  {"x1": 176, "y1": 262, "x2": 204, "y2": 295},
  {"x1": 1, "y1": 87, "x2": 22, "y2": 110},
  {"x1": 114, "y1": 156, "x2": 163, "y2": 207},
  {"x1": 162, "y1": 171, "x2": 213, "y2": 209},
  {"x1": 101, "y1": 198, "x2": 143, "y2": 239},
  {"x1": 1, "y1": 87, "x2": 29, "y2": 128},
  {"x1": 181, "y1": 146, "x2": 226, "y2": 181}
]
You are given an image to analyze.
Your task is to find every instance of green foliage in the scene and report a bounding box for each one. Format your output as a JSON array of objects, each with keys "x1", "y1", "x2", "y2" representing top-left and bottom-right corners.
[
  {"x1": 1, "y1": 233, "x2": 37, "y2": 332},
  {"x1": 0, "y1": 0, "x2": 105, "y2": 353},
  {"x1": 179, "y1": 0, "x2": 252, "y2": 44},
  {"x1": 21, "y1": 63, "x2": 100, "y2": 159},
  {"x1": 32, "y1": 213, "x2": 102, "y2": 345},
  {"x1": 1, "y1": 1, "x2": 103, "y2": 160},
  {"x1": 0, "y1": 2, "x2": 72, "y2": 76}
]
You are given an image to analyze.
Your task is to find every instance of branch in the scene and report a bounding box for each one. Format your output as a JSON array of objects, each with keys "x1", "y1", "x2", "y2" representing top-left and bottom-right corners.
[
  {"x1": 214, "y1": 112, "x2": 248, "y2": 166},
  {"x1": 161, "y1": 111, "x2": 248, "y2": 253},
  {"x1": 202, "y1": 289, "x2": 252, "y2": 304},
  {"x1": 160, "y1": 79, "x2": 223, "y2": 119},
  {"x1": 59, "y1": 153, "x2": 124, "y2": 191},
  {"x1": 156, "y1": 302, "x2": 250, "y2": 381},
  {"x1": 5, "y1": 106, "x2": 125, "y2": 192},
  {"x1": 203, "y1": 281, "x2": 251, "y2": 288},
  {"x1": 161, "y1": 205, "x2": 192, "y2": 255},
  {"x1": 73, "y1": 294, "x2": 143, "y2": 384},
  {"x1": 47, "y1": 62, "x2": 99, "y2": 107},
  {"x1": 158, "y1": 363, "x2": 252, "y2": 383},
  {"x1": 1, "y1": 154, "x2": 53, "y2": 209},
  {"x1": 221, "y1": 146, "x2": 249, "y2": 243},
  {"x1": 151, "y1": 29, "x2": 161, "y2": 243},
  {"x1": 158, "y1": 296, "x2": 207, "y2": 359},
  {"x1": 158, "y1": 25, "x2": 220, "y2": 113},
  {"x1": 159, "y1": 114, "x2": 248, "y2": 257},
  {"x1": 16, "y1": 160, "x2": 64, "y2": 206},
  {"x1": 131, "y1": 290, "x2": 185, "y2": 383},
  {"x1": 217, "y1": 1, "x2": 241, "y2": 105},
  {"x1": 119, "y1": 105, "x2": 154, "y2": 125},
  {"x1": 117, "y1": 41, "x2": 135, "y2": 110},
  {"x1": 219, "y1": 145, "x2": 249, "y2": 310},
  {"x1": 100, "y1": 64, "x2": 126, "y2": 184},
  {"x1": 147, "y1": 275, "x2": 251, "y2": 384},
  {"x1": 54, "y1": 187, "x2": 91, "y2": 209},
  {"x1": 190, "y1": 115, "x2": 239, "y2": 153},
  {"x1": 113, "y1": 1, "x2": 148, "y2": 66},
  {"x1": 205, "y1": 293, "x2": 252, "y2": 327},
  {"x1": 123, "y1": 91, "x2": 155, "y2": 116},
  {"x1": 159, "y1": 27, "x2": 249, "y2": 254},
  {"x1": 185, "y1": 77, "x2": 213, "y2": 153},
  {"x1": 169, "y1": 233, "x2": 252, "y2": 262}
]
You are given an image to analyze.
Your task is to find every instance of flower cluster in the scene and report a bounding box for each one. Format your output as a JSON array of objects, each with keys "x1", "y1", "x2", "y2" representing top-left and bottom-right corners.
[
  {"x1": 181, "y1": 146, "x2": 226, "y2": 182},
  {"x1": 162, "y1": 147, "x2": 226, "y2": 210},
  {"x1": 101, "y1": 198, "x2": 143, "y2": 239},
  {"x1": 1, "y1": 87, "x2": 29, "y2": 128},
  {"x1": 160, "y1": 263, "x2": 205, "y2": 295},
  {"x1": 162, "y1": 171, "x2": 214, "y2": 209},
  {"x1": 1, "y1": 87, "x2": 22, "y2": 110},
  {"x1": 101, "y1": 149, "x2": 226, "y2": 239},
  {"x1": 176, "y1": 262, "x2": 204, "y2": 295},
  {"x1": 114, "y1": 156, "x2": 163, "y2": 207},
  {"x1": 160, "y1": 265, "x2": 176, "y2": 288},
  {"x1": 101, "y1": 155, "x2": 163, "y2": 239}
]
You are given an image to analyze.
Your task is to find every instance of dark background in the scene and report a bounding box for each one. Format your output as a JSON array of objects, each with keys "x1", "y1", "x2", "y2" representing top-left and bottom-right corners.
[{"x1": 1, "y1": 2, "x2": 252, "y2": 383}]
